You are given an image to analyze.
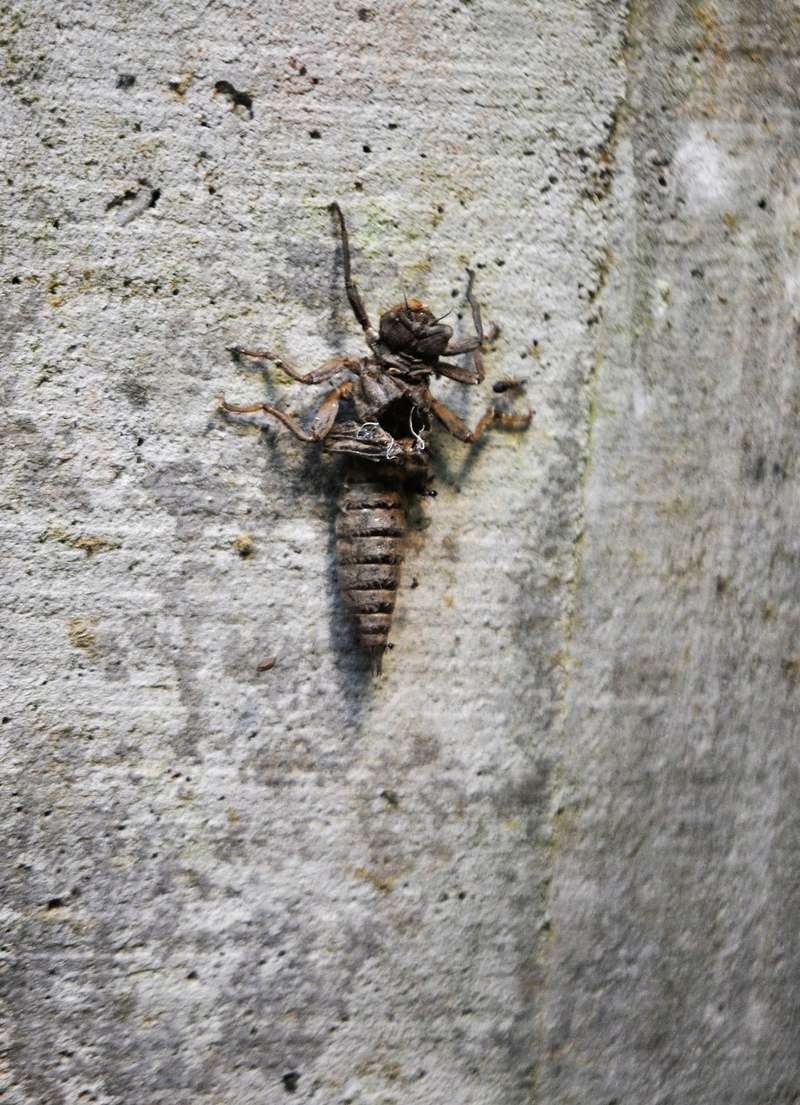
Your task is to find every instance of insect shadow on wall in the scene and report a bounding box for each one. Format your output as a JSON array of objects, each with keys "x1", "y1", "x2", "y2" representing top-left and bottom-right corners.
[{"x1": 219, "y1": 203, "x2": 532, "y2": 675}]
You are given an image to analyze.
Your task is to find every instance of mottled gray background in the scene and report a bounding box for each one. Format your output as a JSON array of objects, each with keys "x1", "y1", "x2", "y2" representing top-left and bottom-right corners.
[{"x1": 1, "y1": 1, "x2": 799, "y2": 1103}]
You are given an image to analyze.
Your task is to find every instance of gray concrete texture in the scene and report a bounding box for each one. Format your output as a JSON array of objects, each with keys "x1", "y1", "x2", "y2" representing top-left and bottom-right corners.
[{"x1": 1, "y1": 0, "x2": 798, "y2": 1101}]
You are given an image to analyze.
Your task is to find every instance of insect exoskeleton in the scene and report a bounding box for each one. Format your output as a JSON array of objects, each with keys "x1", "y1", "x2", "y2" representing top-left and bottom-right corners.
[{"x1": 219, "y1": 202, "x2": 531, "y2": 673}]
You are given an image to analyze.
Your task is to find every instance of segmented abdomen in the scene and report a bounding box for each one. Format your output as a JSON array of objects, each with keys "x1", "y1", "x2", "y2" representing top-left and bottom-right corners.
[{"x1": 335, "y1": 466, "x2": 406, "y2": 673}]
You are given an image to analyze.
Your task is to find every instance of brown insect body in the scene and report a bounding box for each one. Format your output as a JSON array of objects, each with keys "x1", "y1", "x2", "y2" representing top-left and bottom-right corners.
[
  {"x1": 335, "y1": 464, "x2": 411, "y2": 674},
  {"x1": 220, "y1": 203, "x2": 531, "y2": 673}
]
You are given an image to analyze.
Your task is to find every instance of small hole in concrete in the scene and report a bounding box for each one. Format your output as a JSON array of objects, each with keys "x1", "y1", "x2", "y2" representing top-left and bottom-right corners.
[
  {"x1": 116, "y1": 74, "x2": 136, "y2": 90},
  {"x1": 106, "y1": 187, "x2": 139, "y2": 212},
  {"x1": 309, "y1": 129, "x2": 321, "y2": 139},
  {"x1": 107, "y1": 182, "x2": 160, "y2": 224},
  {"x1": 281, "y1": 1072, "x2": 300, "y2": 1093},
  {"x1": 214, "y1": 80, "x2": 253, "y2": 118}
]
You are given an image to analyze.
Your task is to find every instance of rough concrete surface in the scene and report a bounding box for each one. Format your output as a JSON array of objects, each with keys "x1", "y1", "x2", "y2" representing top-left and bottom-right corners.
[{"x1": 1, "y1": 1, "x2": 798, "y2": 1102}]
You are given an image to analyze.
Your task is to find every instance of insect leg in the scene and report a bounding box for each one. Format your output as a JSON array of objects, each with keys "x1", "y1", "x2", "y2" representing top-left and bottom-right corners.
[
  {"x1": 228, "y1": 348, "x2": 360, "y2": 385},
  {"x1": 465, "y1": 267, "x2": 483, "y2": 341},
  {"x1": 436, "y1": 349, "x2": 485, "y2": 386},
  {"x1": 430, "y1": 396, "x2": 532, "y2": 443},
  {"x1": 220, "y1": 380, "x2": 354, "y2": 443},
  {"x1": 330, "y1": 202, "x2": 374, "y2": 335},
  {"x1": 219, "y1": 397, "x2": 317, "y2": 442},
  {"x1": 442, "y1": 327, "x2": 499, "y2": 358},
  {"x1": 438, "y1": 270, "x2": 502, "y2": 381},
  {"x1": 442, "y1": 268, "x2": 484, "y2": 357},
  {"x1": 309, "y1": 380, "x2": 353, "y2": 440}
]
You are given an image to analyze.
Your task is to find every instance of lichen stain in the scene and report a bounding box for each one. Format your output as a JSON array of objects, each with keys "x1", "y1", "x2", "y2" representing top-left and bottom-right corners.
[
  {"x1": 693, "y1": 3, "x2": 726, "y2": 61},
  {"x1": 690, "y1": 3, "x2": 730, "y2": 112},
  {"x1": 44, "y1": 526, "x2": 120, "y2": 557},
  {"x1": 67, "y1": 618, "x2": 96, "y2": 653},
  {"x1": 233, "y1": 533, "x2": 255, "y2": 558},
  {"x1": 46, "y1": 269, "x2": 95, "y2": 309},
  {"x1": 693, "y1": 4, "x2": 718, "y2": 34},
  {"x1": 168, "y1": 72, "x2": 194, "y2": 98},
  {"x1": 353, "y1": 866, "x2": 398, "y2": 894},
  {"x1": 781, "y1": 657, "x2": 800, "y2": 686}
]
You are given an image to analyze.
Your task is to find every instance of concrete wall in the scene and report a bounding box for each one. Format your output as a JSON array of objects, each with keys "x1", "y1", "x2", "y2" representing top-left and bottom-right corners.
[{"x1": 2, "y1": 1, "x2": 798, "y2": 1102}]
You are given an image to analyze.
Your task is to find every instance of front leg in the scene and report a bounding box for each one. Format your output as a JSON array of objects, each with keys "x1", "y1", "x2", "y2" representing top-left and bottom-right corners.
[
  {"x1": 330, "y1": 202, "x2": 375, "y2": 338},
  {"x1": 437, "y1": 270, "x2": 500, "y2": 385},
  {"x1": 442, "y1": 268, "x2": 486, "y2": 357},
  {"x1": 430, "y1": 396, "x2": 532, "y2": 443},
  {"x1": 228, "y1": 347, "x2": 360, "y2": 386}
]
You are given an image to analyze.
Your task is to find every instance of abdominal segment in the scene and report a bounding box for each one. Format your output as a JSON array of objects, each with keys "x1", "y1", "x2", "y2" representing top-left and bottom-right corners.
[{"x1": 335, "y1": 465, "x2": 407, "y2": 673}]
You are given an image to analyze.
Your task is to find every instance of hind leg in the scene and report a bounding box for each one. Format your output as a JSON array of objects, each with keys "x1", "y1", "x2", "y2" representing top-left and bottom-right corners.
[
  {"x1": 220, "y1": 381, "x2": 353, "y2": 443},
  {"x1": 219, "y1": 397, "x2": 317, "y2": 441}
]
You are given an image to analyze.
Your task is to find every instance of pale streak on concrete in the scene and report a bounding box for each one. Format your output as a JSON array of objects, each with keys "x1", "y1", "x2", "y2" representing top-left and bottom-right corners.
[
  {"x1": 536, "y1": 3, "x2": 800, "y2": 1104},
  {"x1": 674, "y1": 123, "x2": 735, "y2": 213},
  {"x1": 2, "y1": 1, "x2": 798, "y2": 1104}
]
